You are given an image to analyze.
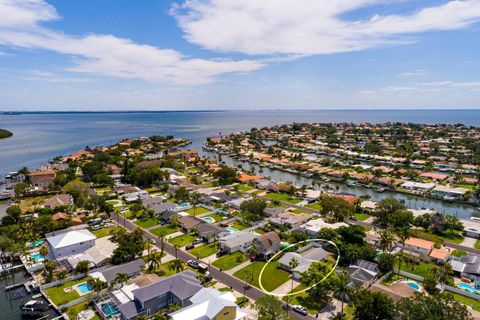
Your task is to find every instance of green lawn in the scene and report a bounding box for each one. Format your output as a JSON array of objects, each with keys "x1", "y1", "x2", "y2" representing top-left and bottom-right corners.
[
  {"x1": 45, "y1": 277, "x2": 91, "y2": 306},
  {"x1": 89, "y1": 226, "x2": 121, "y2": 238},
  {"x1": 306, "y1": 202, "x2": 322, "y2": 211},
  {"x1": 189, "y1": 243, "x2": 218, "y2": 258},
  {"x1": 254, "y1": 228, "x2": 265, "y2": 235},
  {"x1": 154, "y1": 261, "x2": 179, "y2": 277},
  {"x1": 354, "y1": 213, "x2": 370, "y2": 221},
  {"x1": 135, "y1": 217, "x2": 158, "y2": 228},
  {"x1": 410, "y1": 229, "x2": 464, "y2": 245},
  {"x1": 65, "y1": 301, "x2": 100, "y2": 320},
  {"x1": 397, "y1": 261, "x2": 437, "y2": 279},
  {"x1": 186, "y1": 207, "x2": 210, "y2": 215},
  {"x1": 448, "y1": 292, "x2": 480, "y2": 311},
  {"x1": 212, "y1": 252, "x2": 248, "y2": 270},
  {"x1": 230, "y1": 220, "x2": 251, "y2": 231},
  {"x1": 454, "y1": 184, "x2": 475, "y2": 190},
  {"x1": 233, "y1": 261, "x2": 290, "y2": 292},
  {"x1": 291, "y1": 209, "x2": 311, "y2": 215},
  {"x1": 265, "y1": 193, "x2": 303, "y2": 204},
  {"x1": 151, "y1": 224, "x2": 179, "y2": 237},
  {"x1": 237, "y1": 184, "x2": 253, "y2": 191},
  {"x1": 120, "y1": 210, "x2": 133, "y2": 219},
  {"x1": 168, "y1": 233, "x2": 197, "y2": 247},
  {"x1": 475, "y1": 239, "x2": 480, "y2": 250},
  {"x1": 282, "y1": 283, "x2": 325, "y2": 314},
  {"x1": 206, "y1": 213, "x2": 225, "y2": 223}
]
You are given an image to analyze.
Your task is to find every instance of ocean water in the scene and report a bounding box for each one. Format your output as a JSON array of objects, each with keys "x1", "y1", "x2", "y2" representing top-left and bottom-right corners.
[{"x1": 0, "y1": 109, "x2": 479, "y2": 177}]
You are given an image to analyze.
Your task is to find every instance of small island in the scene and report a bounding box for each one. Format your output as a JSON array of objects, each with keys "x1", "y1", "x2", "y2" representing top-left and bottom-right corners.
[{"x1": 0, "y1": 129, "x2": 13, "y2": 139}]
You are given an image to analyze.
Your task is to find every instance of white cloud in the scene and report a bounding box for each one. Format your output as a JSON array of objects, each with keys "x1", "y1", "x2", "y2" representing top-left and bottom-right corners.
[
  {"x1": 172, "y1": 0, "x2": 480, "y2": 55},
  {"x1": 399, "y1": 69, "x2": 428, "y2": 77},
  {"x1": 0, "y1": 0, "x2": 263, "y2": 85}
]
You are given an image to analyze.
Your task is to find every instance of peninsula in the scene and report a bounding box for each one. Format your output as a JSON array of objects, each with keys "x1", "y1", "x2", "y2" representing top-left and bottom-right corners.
[{"x1": 0, "y1": 129, "x2": 13, "y2": 139}]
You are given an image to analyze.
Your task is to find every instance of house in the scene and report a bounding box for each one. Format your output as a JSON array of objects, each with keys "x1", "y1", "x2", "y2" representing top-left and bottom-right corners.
[
  {"x1": 264, "y1": 206, "x2": 286, "y2": 217},
  {"x1": 44, "y1": 194, "x2": 73, "y2": 209},
  {"x1": 297, "y1": 218, "x2": 348, "y2": 237},
  {"x1": 143, "y1": 200, "x2": 176, "y2": 216},
  {"x1": 218, "y1": 231, "x2": 256, "y2": 254},
  {"x1": 255, "y1": 179, "x2": 273, "y2": 190},
  {"x1": 304, "y1": 189, "x2": 322, "y2": 202},
  {"x1": 196, "y1": 224, "x2": 229, "y2": 243},
  {"x1": 429, "y1": 247, "x2": 451, "y2": 263},
  {"x1": 29, "y1": 169, "x2": 56, "y2": 188},
  {"x1": 52, "y1": 212, "x2": 83, "y2": 225},
  {"x1": 118, "y1": 270, "x2": 203, "y2": 320},
  {"x1": 238, "y1": 174, "x2": 264, "y2": 182},
  {"x1": 401, "y1": 181, "x2": 435, "y2": 193},
  {"x1": 66, "y1": 236, "x2": 117, "y2": 268},
  {"x1": 359, "y1": 200, "x2": 376, "y2": 213},
  {"x1": 348, "y1": 259, "x2": 380, "y2": 287},
  {"x1": 252, "y1": 231, "x2": 281, "y2": 260},
  {"x1": 46, "y1": 228, "x2": 96, "y2": 259},
  {"x1": 418, "y1": 172, "x2": 448, "y2": 182},
  {"x1": 169, "y1": 287, "x2": 247, "y2": 320},
  {"x1": 226, "y1": 197, "x2": 249, "y2": 210},
  {"x1": 374, "y1": 177, "x2": 404, "y2": 188},
  {"x1": 270, "y1": 211, "x2": 310, "y2": 228},
  {"x1": 176, "y1": 215, "x2": 205, "y2": 233},
  {"x1": 4, "y1": 171, "x2": 25, "y2": 189},
  {"x1": 432, "y1": 185, "x2": 469, "y2": 199},
  {"x1": 450, "y1": 254, "x2": 480, "y2": 279},
  {"x1": 90, "y1": 258, "x2": 145, "y2": 283},
  {"x1": 278, "y1": 243, "x2": 329, "y2": 280},
  {"x1": 403, "y1": 237, "x2": 434, "y2": 255}
]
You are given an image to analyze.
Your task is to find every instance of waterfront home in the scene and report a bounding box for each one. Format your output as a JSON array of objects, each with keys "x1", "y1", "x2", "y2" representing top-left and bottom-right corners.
[
  {"x1": 348, "y1": 259, "x2": 380, "y2": 287},
  {"x1": 432, "y1": 185, "x2": 469, "y2": 199},
  {"x1": 418, "y1": 172, "x2": 448, "y2": 182},
  {"x1": 403, "y1": 237, "x2": 434, "y2": 255},
  {"x1": 278, "y1": 243, "x2": 329, "y2": 280},
  {"x1": 238, "y1": 173, "x2": 264, "y2": 182},
  {"x1": 170, "y1": 287, "x2": 247, "y2": 320},
  {"x1": 29, "y1": 169, "x2": 56, "y2": 188},
  {"x1": 298, "y1": 218, "x2": 349, "y2": 237},
  {"x1": 196, "y1": 223, "x2": 229, "y2": 243},
  {"x1": 252, "y1": 231, "x2": 281, "y2": 260},
  {"x1": 374, "y1": 177, "x2": 404, "y2": 188},
  {"x1": 90, "y1": 258, "x2": 145, "y2": 284},
  {"x1": 46, "y1": 228, "x2": 96, "y2": 259},
  {"x1": 4, "y1": 171, "x2": 25, "y2": 189},
  {"x1": 304, "y1": 189, "x2": 322, "y2": 202},
  {"x1": 270, "y1": 211, "x2": 310, "y2": 228},
  {"x1": 360, "y1": 200, "x2": 377, "y2": 213},
  {"x1": 218, "y1": 231, "x2": 256, "y2": 254},
  {"x1": 66, "y1": 236, "x2": 117, "y2": 268},
  {"x1": 43, "y1": 194, "x2": 73, "y2": 209},
  {"x1": 118, "y1": 270, "x2": 203, "y2": 320},
  {"x1": 269, "y1": 183, "x2": 294, "y2": 193},
  {"x1": 401, "y1": 181, "x2": 436, "y2": 193},
  {"x1": 255, "y1": 178, "x2": 274, "y2": 189}
]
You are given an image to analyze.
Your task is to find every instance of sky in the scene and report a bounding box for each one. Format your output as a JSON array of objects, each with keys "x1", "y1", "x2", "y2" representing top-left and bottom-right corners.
[{"x1": 1, "y1": 0, "x2": 480, "y2": 110}]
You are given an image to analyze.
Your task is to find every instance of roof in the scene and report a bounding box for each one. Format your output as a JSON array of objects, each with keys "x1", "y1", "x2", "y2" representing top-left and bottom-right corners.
[
  {"x1": 197, "y1": 223, "x2": 227, "y2": 238},
  {"x1": 29, "y1": 169, "x2": 55, "y2": 176},
  {"x1": 219, "y1": 231, "x2": 256, "y2": 248},
  {"x1": 404, "y1": 237, "x2": 434, "y2": 250},
  {"x1": 238, "y1": 174, "x2": 264, "y2": 182},
  {"x1": 91, "y1": 259, "x2": 145, "y2": 283},
  {"x1": 433, "y1": 185, "x2": 468, "y2": 195},
  {"x1": 47, "y1": 229, "x2": 96, "y2": 249},
  {"x1": 349, "y1": 259, "x2": 379, "y2": 275},
  {"x1": 132, "y1": 270, "x2": 202, "y2": 304},
  {"x1": 255, "y1": 231, "x2": 281, "y2": 250},
  {"x1": 52, "y1": 212, "x2": 68, "y2": 221},
  {"x1": 177, "y1": 215, "x2": 205, "y2": 229},
  {"x1": 44, "y1": 194, "x2": 72, "y2": 208},
  {"x1": 429, "y1": 248, "x2": 450, "y2": 260}
]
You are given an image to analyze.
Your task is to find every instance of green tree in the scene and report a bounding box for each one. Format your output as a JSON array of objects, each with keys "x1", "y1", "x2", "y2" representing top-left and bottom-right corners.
[
  {"x1": 253, "y1": 296, "x2": 287, "y2": 320},
  {"x1": 352, "y1": 288, "x2": 395, "y2": 320},
  {"x1": 75, "y1": 260, "x2": 91, "y2": 274},
  {"x1": 396, "y1": 293, "x2": 472, "y2": 320},
  {"x1": 213, "y1": 165, "x2": 238, "y2": 185},
  {"x1": 377, "y1": 253, "x2": 396, "y2": 274},
  {"x1": 2, "y1": 206, "x2": 22, "y2": 225},
  {"x1": 240, "y1": 198, "x2": 267, "y2": 221},
  {"x1": 320, "y1": 195, "x2": 354, "y2": 221},
  {"x1": 175, "y1": 187, "x2": 190, "y2": 203},
  {"x1": 378, "y1": 227, "x2": 396, "y2": 252},
  {"x1": 111, "y1": 228, "x2": 145, "y2": 264}
]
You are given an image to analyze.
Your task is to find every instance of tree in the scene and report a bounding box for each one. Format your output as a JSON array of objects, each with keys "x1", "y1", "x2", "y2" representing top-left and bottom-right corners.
[
  {"x1": 374, "y1": 198, "x2": 406, "y2": 227},
  {"x1": 352, "y1": 289, "x2": 395, "y2": 320},
  {"x1": 14, "y1": 182, "x2": 30, "y2": 197},
  {"x1": 2, "y1": 205, "x2": 22, "y2": 225},
  {"x1": 253, "y1": 296, "x2": 287, "y2": 320},
  {"x1": 286, "y1": 257, "x2": 299, "y2": 315},
  {"x1": 168, "y1": 259, "x2": 184, "y2": 273},
  {"x1": 88, "y1": 278, "x2": 106, "y2": 297},
  {"x1": 175, "y1": 187, "x2": 190, "y2": 203},
  {"x1": 320, "y1": 195, "x2": 354, "y2": 221},
  {"x1": 147, "y1": 251, "x2": 163, "y2": 272},
  {"x1": 111, "y1": 228, "x2": 145, "y2": 264},
  {"x1": 75, "y1": 260, "x2": 91, "y2": 274},
  {"x1": 240, "y1": 198, "x2": 267, "y2": 221},
  {"x1": 39, "y1": 246, "x2": 49, "y2": 258},
  {"x1": 333, "y1": 271, "x2": 351, "y2": 317},
  {"x1": 396, "y1": 293, "x2": 472, "y2": 320},
  {"x1": 377, "y1": 253, "x2": 396, "y2": 274},
  {"x1": 190, "y1": 192, "x2": 201, "y2": 216},
  {"x1": 114, "y1": 273, "x2": 129, "y2": 288},
  {"x1": 378, "y1": 227, "x2": 396, "y2": 252},
  {"x1": 300, "y1": 261, "x2": 338, "y2": 305},
  {"x1": 213, "y1": 165, "x2": 238, "y2": 185}
]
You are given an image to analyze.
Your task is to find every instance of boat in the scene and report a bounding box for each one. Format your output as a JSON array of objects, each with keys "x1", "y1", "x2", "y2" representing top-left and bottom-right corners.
[
  {"x1": 20, "y1": 300, "x2": 50, "y2": 315},
  {"x1": 377, "y1": 187, "x2": 386, "y2": 193},
  {"x1": 346, "y1": 179, "x2": 357, "y2": 186}
]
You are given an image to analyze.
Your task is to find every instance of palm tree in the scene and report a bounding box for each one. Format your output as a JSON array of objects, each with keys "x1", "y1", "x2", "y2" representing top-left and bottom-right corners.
[
  {"x1": 190, "y1": 192, "x2": 200, "y2": 216},
  {"x1": 378, "y1": 227, "x2": 396, "y2": 252},
  {"x1": 39, "y1": 246, "x2": 49, "y2": 258},
  {"x1": 168, "y1": 259, "x2": 184, "y2": 273},
  {"x1": 286, "y1": 257, "x2": 299, "y2": 314},
  {"x1": 334, "y1": 271, "x2": 351, "y2": 317},
  {"x1": 248, "y1": 245, "x2": 258, "y2": 284},
  {"x1": 396, "y1": 226, "x2": 410, "y2": 273},
  {"x1": 147, "y1": 251, "x2": 163, "y2": 272},
  {"x1": 88, "y1": 278, "x2": 106, "y2": 298},
  {"x1": 114, "y1": 272, "x2": 128, "y2": 288}
]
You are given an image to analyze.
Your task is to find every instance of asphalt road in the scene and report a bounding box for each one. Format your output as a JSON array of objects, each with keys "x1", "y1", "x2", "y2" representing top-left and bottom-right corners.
[{"x1": 113, "y1": 214, "x2": 316, "y2": 320}]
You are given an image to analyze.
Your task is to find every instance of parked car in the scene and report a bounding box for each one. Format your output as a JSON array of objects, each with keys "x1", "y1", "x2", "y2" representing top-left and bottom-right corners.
[
  {"x1": 197, "y1": 262, "x2": 209, "y2": 273},
  {"x1": 292, "y1": 305, "x2": 308, "y2": 316},
  {"x1": 187, "y1": 260, "x2": 199, "y2": 269},
  {"x1": 216, "y1": 249, "x2": 228, "y2": 258},
  {"x1": 186, "y1": 244, "x2": 195, "y2": 250},
  {"x1": 193, "y1": 238, "x2": 203, "y2": 245}
]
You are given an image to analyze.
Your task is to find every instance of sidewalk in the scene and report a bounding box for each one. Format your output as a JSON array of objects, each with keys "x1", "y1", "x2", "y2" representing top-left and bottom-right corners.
[
  {"x1": 226, "y1": 259, "x2": 252, "y2": 275},
  {"x1": 271, "y1": 279, "x2": 301, "y2": 295}
]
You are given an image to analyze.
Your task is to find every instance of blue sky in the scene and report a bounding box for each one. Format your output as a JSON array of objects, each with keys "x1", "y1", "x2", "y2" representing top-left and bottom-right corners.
[{"x1": 1, "y1": 0, "x2": 480, "y2": 110}]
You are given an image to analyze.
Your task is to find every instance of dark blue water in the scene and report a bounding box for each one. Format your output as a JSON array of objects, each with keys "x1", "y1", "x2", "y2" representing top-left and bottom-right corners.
[{"x1": 0, "y1": 109, "x2": 479, "y2": 178}]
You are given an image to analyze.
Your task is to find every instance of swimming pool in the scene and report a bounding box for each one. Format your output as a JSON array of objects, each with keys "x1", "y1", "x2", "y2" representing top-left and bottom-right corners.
[
  {"x1": 202, "y1": 216, "x2": 215, "y2": 223},
  {"x1": 102, "y1": 302, "x2": 119, "y2": 316},
  {"x1": 77, "y1": 282, "x2": 93, "y2": 294},
  {"x1": 281, "y1": 242, "x2": 290, "y2": 247},
  {"x1": 28, "y1": 240, "x2": 44, "y2": 248},
  {"x1": 177, "y1": 203, "x2": 189, "y2": 209},
  {"x1": 406, "y1": 281, "x2": 421, "y2": 291},
  {"x1": 226, "y1": 227, "x2": 239, "y2": 234},
  {"x1": 30, "y1": 253, "x2": 45, "y2": 262},
  {"x1": 457, "y1": 283, "x2": 480, "y2": 295}
]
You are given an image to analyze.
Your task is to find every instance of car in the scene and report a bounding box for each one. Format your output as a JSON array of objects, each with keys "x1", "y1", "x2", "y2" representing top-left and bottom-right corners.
[
  {"x1": 292, "y1": 305, "x2": 308, "y2": 316},
  {"x1": 91, "y1": 225, "x2": 102, "y2": 230},
  {"x1": 187, "y1": 260, "x2": 198, "y2": 269},
  {"x1": 216, "y1": 249, "x2": 228, "y2": 258},
  {"x1": 192, "y1": 238, "x2": 203, "y2": 245},
  {"x1": 185, "y1": 244, "x2": 195, "y2": 250},
  {"x1": 197, "y1": 262, "x2": 209, "y2": 273},
  {"x1": 203, "y1": 274, "x2": 212, "y2": 283}
]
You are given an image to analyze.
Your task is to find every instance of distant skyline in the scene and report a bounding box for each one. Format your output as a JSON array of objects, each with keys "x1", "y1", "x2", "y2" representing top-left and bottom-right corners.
[{"x1": 1, "y1": 0, "x2": 480, "y2": 110}]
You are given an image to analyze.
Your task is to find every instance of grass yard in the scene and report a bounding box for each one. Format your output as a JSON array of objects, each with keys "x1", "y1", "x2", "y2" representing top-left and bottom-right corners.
[
  {"x1": 120, "y1": 210, "x2": 133, "y2": 219},
  {"x1": 380, "y1": 273, "x2": 401, "y2": 286},
  {"x1": 265, "y1": 192, "x2": 303, "y2": 204},
  {"x1": 186, "y1": 207, "x2": 210, "y2": 215},
  {"x1": 233, "y1": 261, "x2": 290, "y2": 292},
  {"x1": 410, "y1": 229, "x2": 464, "y2": 245},
  {"x1": 65, "y1": 301, "x2": 100, "y2": 320},
  {"x1": 206, "y1": 213, "x2": 225, "y2": 223},
  {"x1": 45, "y1": 277, "x2": 91, "y2": 306},
  {"x1": 89, "y1": 226, "x2": 121, "y2": 238},
  {"x1": 290, "y1": 209, "x2": 311, "y2": 215},
  {"x1": 134, "y1": 217, "x2": 158, "y2": 229},
  {"x1": 476, "y1": 239, "x2": 480, "y2": 250},
  {"x1": 282, "y1": 283, "x2": 325, "y2": 314},
  {"x1": 354, "y1": 213, "x2": 370, "y2": 221},
  {"x1": 454, "y1": 184, "x2": 475, "y2": 190},
  {"x1": 254, "y1": 228, "x2": 265, "y2": 235},
  {"x1": 168, "y1": 233, "x2": 197, "y2": 247},
  {"x1": 230, "y1": 220, "x2": 251, "y2": 230},
  {"x1": 94, "y1": 187, "x2": 112, "y2": 195},
  {"x1": 397, "y1": 261, "x2": 437, "y2": 279},
  {"x1": 189, "y1": 243, "x2": 219, "y2": 258},
  {"x1": 237, "y1": 184, "x2": 253, "y2": 191},
  {"x1": 212, "y1": 252, "x2": 248, "y2": 270},
  {"x1": 151, "y1": 224, "x2": 179, "y2": 237},
  {"x1": 449, "y1": 292, "x2": 480, "y2": 311},
  {"x1": 154, "y1": 261, "x2": 179, "y2": 277},
  {"x1": 306, "y1": 202, "x2": 322, "y2": 211},
  {"x1": 19, "y1": 196, "x2": 49, "y2": 212}
]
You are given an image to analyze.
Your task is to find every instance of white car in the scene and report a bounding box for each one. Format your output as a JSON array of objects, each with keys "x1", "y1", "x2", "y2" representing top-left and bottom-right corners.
[{"x1": 292, "y1": 305, "x2": 308, "y2": 316}]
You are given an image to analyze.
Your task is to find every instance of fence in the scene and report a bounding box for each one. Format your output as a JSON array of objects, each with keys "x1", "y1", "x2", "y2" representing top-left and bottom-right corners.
[{"x1": 39, "y1": 273, "x2": 87, "y2": 290}]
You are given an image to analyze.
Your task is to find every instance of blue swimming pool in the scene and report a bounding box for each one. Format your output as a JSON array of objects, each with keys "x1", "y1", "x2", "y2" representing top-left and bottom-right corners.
[
  {"x1": 30, "y1": 253, "x2": 45, "y2": 262},
  {"x1": 457, "y1": 283, "x2": 480, "y2": 295},
  {"x1": 202, "y1": 216, "x2": 215, "y2": 223},
  {"x1": 226, "y1": 227, "x2": 239, "y2": 234},
  {"x1": 102, "y1": 303, "x2": 119, "y2": 316},
  {"x1": 28, "y1": 240, "x2": 44, "y2": 248},
  {"x1": 406, "y1": 281, "x2": 421, "y2": 291},
  {"x1": 177, "y1": 203, "x2": 189, "y2": 209},
  {"x1": 77, "y1": 282, "x2": 93, "y2": 294}
]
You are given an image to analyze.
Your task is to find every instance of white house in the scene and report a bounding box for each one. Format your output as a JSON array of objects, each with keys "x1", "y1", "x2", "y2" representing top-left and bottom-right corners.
[
  {"x1": 218, "y1": 231, "x2": 256, "y2": 254},
  {"x1": 401, "y1": 181, "x2": 435, "y2": 193},
  {"x1": 46, "y1": 229, "x2": 96, "y2": 259}
]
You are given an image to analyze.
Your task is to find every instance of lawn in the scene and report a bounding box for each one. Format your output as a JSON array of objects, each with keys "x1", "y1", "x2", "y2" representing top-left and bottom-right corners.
[
  {"x1": 45, "y1": 277, "x2": 91, "y2": 306},
  {"x1": 189, "y1": 243, "x2": 219, "y2": 258},
  {"x1": 19, "y1": 196, "x2": 49, "y2": 212},
  {"x1": 448, "y1": 292, "x2": 480, "y2": 311},
  {"x1": 151, "y1": 224, "x2": 179, "y2": 237},
  {"x1": 186, "y1": 207, "x2": 210, "y2": 215},
  {"x1": 306, "y1": 202, "x2": 322, "y2": 211},
  {"x1": 89, "y1": 226, "x2": 121, "y2": 238},
  {"x1": 265, "y1": 192, "x2": 303, "y2": 204},
  {"x1": 475, "y1": 239, "x2": 480, "y2": 250},
  {"x1": 134, "y1": 217, "x2": 158, "y2": 229},
  {"x1": 410, "y1": 229, "x2": 464, "y2": 245},
  {"x1": 354, "y1": 213, "x2": 370, "y2": 221},
  {"x1": 397, "y1": 261, "x2": 437, "y2": 279},
  {"x1": 65, "y1": 301, "x2": 100, "y2": 320},
  {"x1": 120, "y1": 210, "x2": 133, "y2": 219},
  {"x1": 212, "y1": 252, "x2": 248, "y2": 270},
  {"x1": 291, "y1": 209, "x2": 311, "y2": 215},
  {"x1": 154, "y1": 261, "x2": 179, "y2": 277},
  {"x1": 206, "y1": 213, "x2": 225, "y2": 223},
  {"x1": 168, "y1": 233, "x2": 197, "y2": 247},
  {"x1": 233, "y1": 261, "x2": 290, "y2": 292},
  {"x1": 454, "y1": 184, "x2": 476, "y2": 190},
  {"x1": 230, "y1": 220, "x2": 251, "y2": 231},
  {"x1": 254, "y1": 228, "x2": 265, "y2": 235},
  {"x1": 237, "y1": 184, "x2": 253, "y2": 191},
  {"x1": 282, "y1": 284, "x2": 324, "y2": 314}
]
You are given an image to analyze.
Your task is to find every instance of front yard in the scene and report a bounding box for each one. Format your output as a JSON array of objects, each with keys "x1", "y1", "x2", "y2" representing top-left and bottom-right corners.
[
  {"x1": 282, "y1": 283, "x2": 325, "y2": 314},
  {"x1": 212, "y1": 252, "x2": 248, "y2": 270},
  {"x1": 168, "y1": 233, "x2": 197, "y2": 247},
  {"x1": 134, "y1": 217, "x2": 158, "y2": 229},
  {"x1": 189, "y1": 243, "x2": 218, "y2": 258},
  {"x1": 233, "y1": 261, "x2": 290, "y2": 292},
  {"x1": 89, "y1": 226, "x2": 121, "y2": 238},
  {"x1": 230, "y1": 220, "x2": 251, "y2": 231},
  {"x1": 265, "y1": 192, "x2": 303, "y2": 204},
  {"x1": 151, "y1": 224, "x2": 179, "y2": 237}
]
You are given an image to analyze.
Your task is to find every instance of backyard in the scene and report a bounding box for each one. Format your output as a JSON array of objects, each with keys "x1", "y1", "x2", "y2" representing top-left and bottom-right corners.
[
  {"x1": 265, "y1": 192, "x2": 303, "y2": 204},
  {"x1": 212, "y1": 252, "x2": 248, "y2": 270},
  {"x1": 230, "y1": 220, "x2": 251, "y2": 231},
  {"x1": 186, "y1": 207, "x2": 210, "y2": 215},
  {"x1": 45, "y1": 277, "x2": 92, "y2": 306},
  {"x1": 65, "y1": 301, "x2": 100, "y2": 320},
  {"x1": 189, "y1": 243, "x2": 218, "y2": 258},
  {"x1": 168, "y1": 234, "x2": 197, "y2": 247},
  {"x1": 233, "y1": 261, "x2": 290, "y2": 292}
]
